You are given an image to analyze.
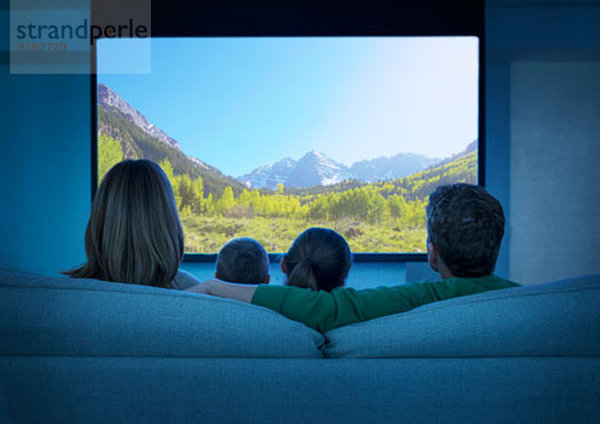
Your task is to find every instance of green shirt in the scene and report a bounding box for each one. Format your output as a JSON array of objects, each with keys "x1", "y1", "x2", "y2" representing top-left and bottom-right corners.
[{"x1": 251, "y1": 275, "x2": 520, "y2": 333}]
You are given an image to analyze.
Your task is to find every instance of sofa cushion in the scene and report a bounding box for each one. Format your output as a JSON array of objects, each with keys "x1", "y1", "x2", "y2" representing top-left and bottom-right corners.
[
  {"x1": 324, "y1": 274, "x2": 600, "y2": 358},
  {"x1": 0, "y1": 269, "x2": 325, "y2": 358}
]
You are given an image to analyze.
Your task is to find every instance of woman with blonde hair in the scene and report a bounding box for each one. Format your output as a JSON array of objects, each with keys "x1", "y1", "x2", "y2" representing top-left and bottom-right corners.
[{"x1": 64, "y1": 159, "x2": 198, "y2": 289}]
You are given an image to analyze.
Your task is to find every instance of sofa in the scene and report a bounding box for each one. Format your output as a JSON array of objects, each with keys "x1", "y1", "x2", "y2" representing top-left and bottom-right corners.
[{"x1": 1, "y1": 269, "x2": 599, "y2": 424}]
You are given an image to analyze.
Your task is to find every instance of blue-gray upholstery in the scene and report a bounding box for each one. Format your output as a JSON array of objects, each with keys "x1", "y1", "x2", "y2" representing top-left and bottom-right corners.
[
  {"x1": 1, "y1": 269, "x2": 599, "y2": 423},
  {"x1": 0, "y1": 269, "x2": 324, "y2": 358},
  {"x1": 325, "y1": 275, "x2": 600, "y2": 358}
]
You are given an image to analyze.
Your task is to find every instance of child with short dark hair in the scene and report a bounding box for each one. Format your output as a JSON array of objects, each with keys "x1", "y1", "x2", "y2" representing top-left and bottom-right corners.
[{"x1": 216, "y1": 238, "x2": 270, "y2": 285}]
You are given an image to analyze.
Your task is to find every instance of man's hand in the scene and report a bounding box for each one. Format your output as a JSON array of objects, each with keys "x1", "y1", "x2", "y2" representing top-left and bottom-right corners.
[
  {"x1": 185, "y1": 279, "x2": 219, "y2": 295},
  {"x1": 185, "y1": 279, "x2": 258, "y2": 303}
]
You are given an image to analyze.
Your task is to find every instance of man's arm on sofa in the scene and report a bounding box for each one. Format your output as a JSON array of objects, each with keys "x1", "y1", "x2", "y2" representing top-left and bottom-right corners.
[
  {"x1": 251, "y1": 284, "x2": 432, "y2": 332},
  {"x1": 186, "y1": 280, "x2": 445, "y2": 332},
  {"x1": 250, "y1": 276, "x2": 520, "y2": 332},
  {"x1": 188, "y1": 276, "x2": 520, "y2": 333},
  {"x1": 185, "y1": 280, "x2": 381, "y2": 331},
  {"x1": 186, "y1": 279, "x2": 258, "y2": 303}
]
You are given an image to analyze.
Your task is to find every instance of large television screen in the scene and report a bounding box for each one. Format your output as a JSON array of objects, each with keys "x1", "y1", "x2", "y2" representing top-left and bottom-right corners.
[{"x1": 96, "y1": 37, "x2": 479, "y2": 254}]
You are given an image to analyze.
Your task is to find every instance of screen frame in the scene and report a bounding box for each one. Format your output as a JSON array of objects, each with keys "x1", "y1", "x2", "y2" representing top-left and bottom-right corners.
[{"x1": 90, "y1": 0, "x2": 485, "y2": 263}]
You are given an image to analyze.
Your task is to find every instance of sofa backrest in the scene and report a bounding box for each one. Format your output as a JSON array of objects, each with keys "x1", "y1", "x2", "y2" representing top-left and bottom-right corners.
[
  {"x1": 0, "y1": 269, "x2": 325, "y2": 358},
  {"x1": 4, "y1": 269, "x2": 598, "y2": 360},
  {"x1": 324, "y1": 274, "x2": 600, "y2": 358}
]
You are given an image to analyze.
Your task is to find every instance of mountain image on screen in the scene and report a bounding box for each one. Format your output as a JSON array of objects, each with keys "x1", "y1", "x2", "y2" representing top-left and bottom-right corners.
[
  {"x1": 97, "y1": 83, "x2": 477, "y2": 254},
  {"x1": 239, "y1": 150, "x2": 441, "y2": 190}
]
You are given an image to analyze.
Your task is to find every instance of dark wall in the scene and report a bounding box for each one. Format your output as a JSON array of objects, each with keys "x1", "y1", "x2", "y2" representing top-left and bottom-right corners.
[
  {"x1": 0, "y1": 1, "x2": 91, "y2": 275},
  {"x1": 486, "y1": 0, "x2": 600, "y2": 283}
]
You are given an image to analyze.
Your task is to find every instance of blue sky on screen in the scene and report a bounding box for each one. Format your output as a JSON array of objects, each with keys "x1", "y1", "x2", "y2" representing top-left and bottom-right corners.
[{"x1": 98, "y1": 37, "x2": 478, "y2": 176}]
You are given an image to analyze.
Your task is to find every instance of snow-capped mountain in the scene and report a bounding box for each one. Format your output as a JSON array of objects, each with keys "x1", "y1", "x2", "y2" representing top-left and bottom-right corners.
[
  {"x1": 98, "y1": 82, "x2": 468, "y2": 193},
  {"x1": 238, "y1": 150, "x2": 440, "y2": 189},
  {"x1": 98, "y1": 84, "x2": 246, "y2": 195},
  {"x1": 239, "y1": 151, "x2": 351, "y2": 190},
  {"x1": 285, "y1": 151, "x2": 350, "y2": 188},
  {"x1": 350, "y1": 153, "x2": 439, "y2": 183},
  {"x1": 239, "y1": 157, "x2": 297, "y2": 189},
  {"x1": 98, "y1": 83, "x2": 181, "y2": 151}
]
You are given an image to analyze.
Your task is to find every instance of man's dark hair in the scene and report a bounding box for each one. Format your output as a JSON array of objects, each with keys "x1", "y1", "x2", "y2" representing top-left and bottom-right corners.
[
  {"x1": 426, "y1": 183, "x2": 505, "y2": 277},
  {"x1": 216, "y1": 238, "x2": 269, "y2": 284}
]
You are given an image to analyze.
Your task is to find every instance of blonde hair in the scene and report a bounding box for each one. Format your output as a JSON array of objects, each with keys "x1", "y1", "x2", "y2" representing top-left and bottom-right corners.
[{"x1": 64, "y1": 159, "x2": 184, "y2": 287}]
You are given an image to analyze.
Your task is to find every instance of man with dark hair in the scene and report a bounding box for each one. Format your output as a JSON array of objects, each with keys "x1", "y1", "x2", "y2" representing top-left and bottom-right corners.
[
  {"x1": 215, "y1": 238, "x2": 270, "y2": 285},
  {"x1": 188, "y1": 184, "x2": 519, "y2": 332},
  {"x1": 426, "y1": 183, "x2": 505, "y2": 278}
]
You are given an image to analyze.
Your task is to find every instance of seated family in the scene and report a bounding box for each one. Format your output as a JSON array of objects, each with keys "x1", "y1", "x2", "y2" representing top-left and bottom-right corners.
[{"x1": 65, "y1": 159, "x2": 519, "y2": 333}]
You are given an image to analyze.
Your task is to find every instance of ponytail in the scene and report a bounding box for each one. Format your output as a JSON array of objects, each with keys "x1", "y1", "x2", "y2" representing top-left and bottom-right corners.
[
  {"x1": 285, "y1": 258, "x2": 319, "y2": 290},
  {"x1": 283, "y1": 227, "x2": 352, "y2": 292}
]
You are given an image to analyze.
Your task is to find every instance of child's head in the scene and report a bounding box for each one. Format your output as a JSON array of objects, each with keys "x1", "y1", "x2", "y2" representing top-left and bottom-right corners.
[
  {"x1": 216, "y1": 238, "x2": 270, "y2": 284},
  {"x1": 282, "y1": 227, "x2": 352, "y2": 292}
]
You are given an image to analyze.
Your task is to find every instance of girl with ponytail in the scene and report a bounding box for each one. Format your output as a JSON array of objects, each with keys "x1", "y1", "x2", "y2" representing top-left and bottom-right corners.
[{"x1": 282, "y1": 227, "x2": 352, "y2": 292}]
